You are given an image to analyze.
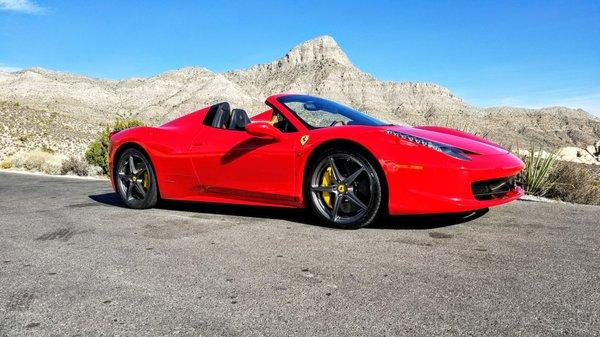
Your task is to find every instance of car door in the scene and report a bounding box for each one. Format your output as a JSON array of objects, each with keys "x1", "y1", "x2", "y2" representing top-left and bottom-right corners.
[{"x1": 189, "y1": 126, "x2": 299, "y2": 206}]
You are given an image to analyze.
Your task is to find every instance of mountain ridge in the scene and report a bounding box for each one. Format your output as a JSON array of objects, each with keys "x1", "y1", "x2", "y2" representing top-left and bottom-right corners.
[{"x1": 1, "y1": 35, "x2": 599, "y2": 160}]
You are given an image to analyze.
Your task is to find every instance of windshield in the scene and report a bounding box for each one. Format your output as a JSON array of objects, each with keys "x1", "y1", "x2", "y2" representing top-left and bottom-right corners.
[{"x1": 277, "y1": 95, "x2": 390, "y2": 128}]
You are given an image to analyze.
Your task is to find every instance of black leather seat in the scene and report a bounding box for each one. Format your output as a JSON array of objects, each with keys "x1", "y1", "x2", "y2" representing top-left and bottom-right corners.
[
  {"x1": 211, "y1": 102, "x2": 231, "y2": 128},
  {"x1": 228, "y1": 108, "x2": 251, "y2": 130}
]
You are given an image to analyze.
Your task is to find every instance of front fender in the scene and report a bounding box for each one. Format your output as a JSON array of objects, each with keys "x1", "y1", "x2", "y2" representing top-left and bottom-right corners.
[{"x1": 414, "y1": 125, "x2": 502, "y2": 148}]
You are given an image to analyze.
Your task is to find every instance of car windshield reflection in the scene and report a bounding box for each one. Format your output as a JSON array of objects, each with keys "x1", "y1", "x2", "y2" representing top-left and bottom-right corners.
[{"x1": 277, "y1": 95, "x2": 393, "y2": 128}]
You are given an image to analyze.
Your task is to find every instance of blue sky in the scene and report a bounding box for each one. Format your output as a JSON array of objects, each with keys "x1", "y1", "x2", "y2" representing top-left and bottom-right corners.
[{"x1": 1, "y1": 0, "x2": 599, "y2": 115}]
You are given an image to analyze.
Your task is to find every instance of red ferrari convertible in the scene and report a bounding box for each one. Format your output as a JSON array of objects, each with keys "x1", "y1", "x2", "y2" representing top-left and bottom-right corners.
[{"x1": 109, "y1": 94, "x2": 524, "y2": 229}]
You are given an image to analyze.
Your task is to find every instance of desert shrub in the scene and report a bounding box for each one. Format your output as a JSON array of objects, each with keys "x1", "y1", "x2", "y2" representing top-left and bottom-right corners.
[
  {"x1": 61, "y1": 155, "x2": 89, "y2": 176},
  {"x1": 546, "y1": 161, "x2": 600, "y2": 206},
  {"x1": 0, "y1": 160, "x2": 12, "y2": 169},
  {"x1": 517, "y1": 146, "x2": 557, "y2": 196},
  {"x1": 85, "y1": 119, "x2": 143, "y2": 175},
  {"x1": 86, "y1": 165, "x2": 103, "y2": 177},
  {"x1": 11, "y1": 149, "x2": 65, "y2": 174},
  {"x1": 41, "y1": 144, "x2": 56, "y2": 154}
]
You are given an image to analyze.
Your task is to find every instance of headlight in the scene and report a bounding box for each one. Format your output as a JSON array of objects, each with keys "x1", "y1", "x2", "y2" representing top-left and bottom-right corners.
[{"x1": 385, "y1": 130, "x2": 471, "y2": 161}]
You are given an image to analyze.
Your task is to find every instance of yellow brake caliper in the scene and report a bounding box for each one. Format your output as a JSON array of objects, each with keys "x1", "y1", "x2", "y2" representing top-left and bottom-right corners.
[
  {"x1": 321, "y1": 166, "x2": 333, "y2": 208},
  {"x1": 143, "y1": 171, "x2": 150, "y2": 189}
]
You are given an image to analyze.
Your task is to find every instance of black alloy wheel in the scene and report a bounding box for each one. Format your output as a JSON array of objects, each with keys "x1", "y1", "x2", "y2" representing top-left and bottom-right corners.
[
  {"x1": 115, "y1": 148, "x2": 158, "y2": 209},
  {"x1": 307, "y1": 149, "x2": 383, "y2": 229}
]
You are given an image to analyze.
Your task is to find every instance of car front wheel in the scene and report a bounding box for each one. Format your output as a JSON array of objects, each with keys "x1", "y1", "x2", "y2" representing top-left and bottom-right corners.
[{"x1": 306, "y1": 149, "x2": 383, "y2": 229}]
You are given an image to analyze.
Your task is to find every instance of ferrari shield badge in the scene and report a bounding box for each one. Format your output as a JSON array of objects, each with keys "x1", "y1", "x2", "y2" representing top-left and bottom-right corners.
[{"x1": 300, "y1": 135, "x2": 309, "y2": 145}]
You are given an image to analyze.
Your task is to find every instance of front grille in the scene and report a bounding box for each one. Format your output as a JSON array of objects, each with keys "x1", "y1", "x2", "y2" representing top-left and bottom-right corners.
[{"x1": 471, "y1": 176, "x2": 516, "y2": 200}]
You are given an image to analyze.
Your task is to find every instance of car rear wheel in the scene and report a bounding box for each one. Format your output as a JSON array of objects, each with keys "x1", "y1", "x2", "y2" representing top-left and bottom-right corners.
[
  {"x1": 115, "y1": 148, "x2": 158, "y2": 209},
  {"x1": 306, "y1": 149, "x2": 383, "y2": 229}
]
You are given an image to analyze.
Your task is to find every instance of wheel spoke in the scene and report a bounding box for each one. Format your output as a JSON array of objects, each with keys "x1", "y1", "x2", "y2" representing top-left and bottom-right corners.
[
  {"x1": 128, "y1": 155, "x2": 137, "y2": 174},
  {"x1": 328, "y1": 157, "x2": 343, "y2": 183},
  {"x1": 134, "y1": 181, "x2": 146, "y2": 197},
  {"x1": 346, "y1": 192, "x2": 367, "y2": 211},
  {"x1": 331, "y1": 194, "x2": 342, "y2": 222},
  {"x1": 344, "y1": 167, "x2": 365, "y2": 184},
  {"x1": 118, "y1": 171, "x2": 130, "y2": 184},
  {"x1": 312, "y1": 185, "x2": 336, "y2": 193},
  {"x1": 126, "y1": 183, "x2": 133, "y2": 200}
]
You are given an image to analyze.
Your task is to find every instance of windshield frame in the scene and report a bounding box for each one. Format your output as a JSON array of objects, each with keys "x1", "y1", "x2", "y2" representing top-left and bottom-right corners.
[{"x1": 275, "y1": 95, "x2": 391, "y2": 129}]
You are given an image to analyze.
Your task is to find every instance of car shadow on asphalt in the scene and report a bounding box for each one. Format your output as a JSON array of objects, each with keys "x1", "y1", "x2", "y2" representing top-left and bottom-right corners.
[
  {"x1": 372, "y1": 208, "x2": 489, "y2": 230},
  {"x1": 89, "y1": 192, "x2": 489, "y2": 230}
]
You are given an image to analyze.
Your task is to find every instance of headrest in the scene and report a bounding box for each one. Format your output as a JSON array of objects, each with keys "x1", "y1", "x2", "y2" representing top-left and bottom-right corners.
[
  {"x1": 229, "y1": 109, "x2": 251, "y2": 130},
  {"x1": 211, "y1": 102, "x2": 231, "y2": 128}
]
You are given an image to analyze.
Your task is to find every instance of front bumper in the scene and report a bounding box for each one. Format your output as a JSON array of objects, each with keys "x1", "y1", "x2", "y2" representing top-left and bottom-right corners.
[{"x1": 384, "y1": 152, "x2": 524, "y2": 215}]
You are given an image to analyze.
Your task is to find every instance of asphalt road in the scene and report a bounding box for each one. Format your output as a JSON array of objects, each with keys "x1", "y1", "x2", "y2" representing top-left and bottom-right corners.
[{"x1": 0, "y1": 171, "x2": 599, "y2": 336}]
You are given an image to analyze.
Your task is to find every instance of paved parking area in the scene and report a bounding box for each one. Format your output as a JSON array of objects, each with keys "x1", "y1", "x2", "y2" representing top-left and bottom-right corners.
[{"x1": 0, "y1": 171, "x2": 599, "y2": 336}]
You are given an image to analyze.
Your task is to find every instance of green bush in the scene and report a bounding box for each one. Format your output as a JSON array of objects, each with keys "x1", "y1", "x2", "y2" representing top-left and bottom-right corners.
[
  {"x1": 85, "y1": 119, "x2": 143, "y2": 175},
  {"x1": 517, "y1": 146, "x2": 557, "y2": 196}
]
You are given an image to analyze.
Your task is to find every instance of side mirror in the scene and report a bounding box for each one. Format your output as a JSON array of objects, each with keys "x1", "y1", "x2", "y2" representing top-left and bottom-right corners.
[{"x1": 245, "y1": 121, "x2": 285, "y2": 141}]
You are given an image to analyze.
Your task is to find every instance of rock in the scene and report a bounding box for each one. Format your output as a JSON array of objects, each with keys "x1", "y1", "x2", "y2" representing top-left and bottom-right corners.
[
  {"x1": 585, "y1": 141, "x2": 600, "y2": 157},
  {"x1": 280, "y1": 35, "x2": 353, "y2": 68},
  {"x1": 557, "y1": 147, "x2": 600, "y2": 165},
  {"x1": 587, "y1": 145, "x2": 596, "y2": 155}
]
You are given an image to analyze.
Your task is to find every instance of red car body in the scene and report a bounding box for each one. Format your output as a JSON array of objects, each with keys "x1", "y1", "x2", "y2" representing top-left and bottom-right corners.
[{"x1": 109, "y1": 94, "x2": 524, "y2": 215}]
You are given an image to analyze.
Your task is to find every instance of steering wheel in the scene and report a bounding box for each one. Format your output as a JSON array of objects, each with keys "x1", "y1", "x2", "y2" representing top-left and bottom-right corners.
[{"x1": 329, "y1": 120, "x2": 346, "y2": 127}]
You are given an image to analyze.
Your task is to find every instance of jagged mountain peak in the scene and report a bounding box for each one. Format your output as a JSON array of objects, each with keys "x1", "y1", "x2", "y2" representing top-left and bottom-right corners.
[{"x1": 278, "y1": 35, "x2": 353, "y2": 68}]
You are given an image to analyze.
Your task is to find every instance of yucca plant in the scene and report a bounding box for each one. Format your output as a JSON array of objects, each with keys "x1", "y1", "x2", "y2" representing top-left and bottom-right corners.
[{"x1": 517, "y1": 146, "x2": 558, "y2": 196}]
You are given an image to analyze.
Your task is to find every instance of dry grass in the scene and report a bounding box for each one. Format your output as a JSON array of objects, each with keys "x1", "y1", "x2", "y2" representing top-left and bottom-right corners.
[
  {"x1": 60, "y1": 155, "x2": 89, "y2": 176},
  {"x1": 546, "y1": 161, "x2": 600, "y2": 206},
  {"x1": 0, "y1": 160, "x2": 12, "y2": 169},
  {"x1": 5, "y1": 149, "x2": 101, "y2": 176},
  {"x1": 10, "y1": 148, "x2": 65, "y2": 175}
]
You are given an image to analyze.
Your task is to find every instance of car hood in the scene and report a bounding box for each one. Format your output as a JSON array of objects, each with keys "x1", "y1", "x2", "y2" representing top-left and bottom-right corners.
[{"x1": 385, "y1": 125, "x2": 508, "y2": 155}]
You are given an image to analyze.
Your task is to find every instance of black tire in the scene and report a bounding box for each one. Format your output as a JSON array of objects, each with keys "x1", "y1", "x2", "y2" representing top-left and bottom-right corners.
[
  {"x1": 114, "y1": 148, "x2": 158, "y2": 209},
  {"x1": 305, "y1": 148, "x2": 383, "y2": 229}
]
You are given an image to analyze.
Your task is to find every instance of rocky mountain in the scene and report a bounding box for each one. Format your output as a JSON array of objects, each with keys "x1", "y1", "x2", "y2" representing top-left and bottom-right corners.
[{"x1": 1, "y1": 35, "x2": 599, "y2": 160}]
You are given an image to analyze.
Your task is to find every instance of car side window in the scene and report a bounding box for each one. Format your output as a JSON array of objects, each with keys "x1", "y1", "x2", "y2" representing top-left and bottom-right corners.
[{"x1": 270, "y1": 110, "x2": 297, "y2": 133}]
